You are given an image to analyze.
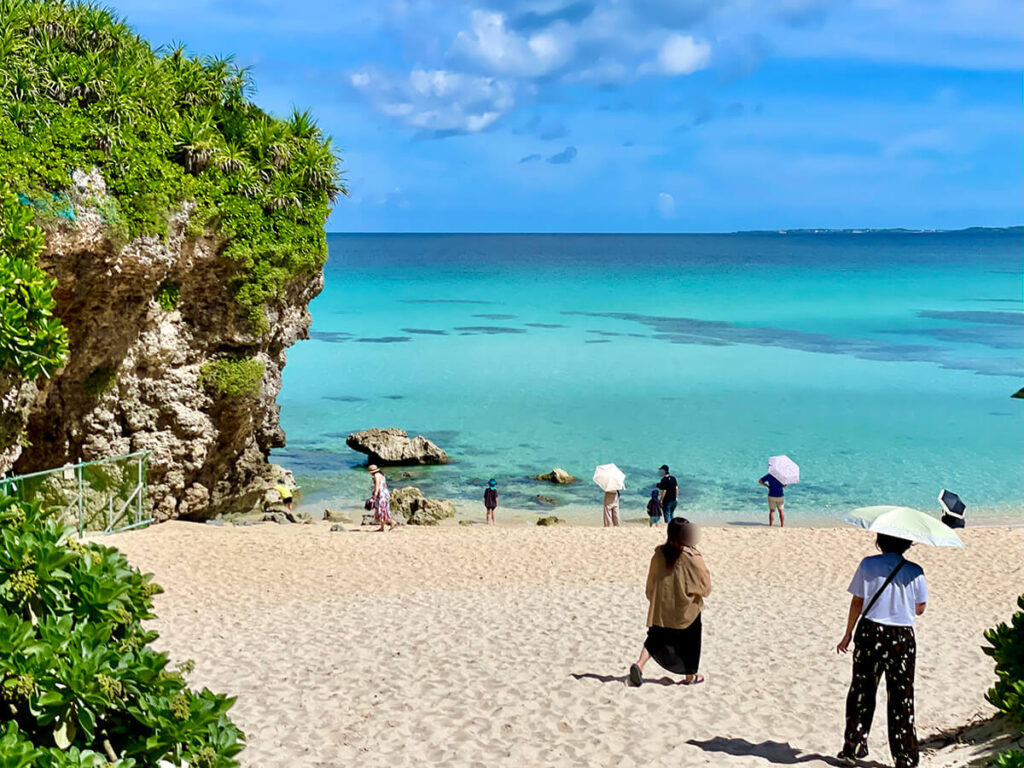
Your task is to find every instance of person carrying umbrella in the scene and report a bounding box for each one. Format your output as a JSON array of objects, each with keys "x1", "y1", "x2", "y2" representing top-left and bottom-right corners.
[
  {"x1": 759, "y1": 455, "x2": 799, "y2": 527},
  {"x1": 834, "y1": 505, "x2": 962, "y2": 768},
  {"x1": 594, "y1": 464, "x2": 625, "y2": 527}
]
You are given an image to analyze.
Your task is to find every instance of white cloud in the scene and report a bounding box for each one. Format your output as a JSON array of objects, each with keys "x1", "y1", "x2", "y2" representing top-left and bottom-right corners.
[
  {"x1": 452, "y1": 10, "x2": 573, "y2": 77},
  {"x1": 657, "y1": 192, "x2": 676, "y2": 218},
  {"x1": 656, "y1": 34, "x2": 712, "y2": 75},
  {"x1": 350, "y1": 67, "x2": 515, "y2": 135}
]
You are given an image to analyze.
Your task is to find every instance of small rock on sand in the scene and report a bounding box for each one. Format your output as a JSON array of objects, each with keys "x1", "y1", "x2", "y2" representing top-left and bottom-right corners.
[
  {"x1": 536, "y1": 516, "x2": 564, "y2": 526},
  {"x1": 323, "y1": 508, "x2": 352, "y2": 523}
]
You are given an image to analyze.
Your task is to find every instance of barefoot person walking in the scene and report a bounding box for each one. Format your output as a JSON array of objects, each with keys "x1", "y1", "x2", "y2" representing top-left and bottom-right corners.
[
  {"x1": 368, "y1": 464, "x2": 397, "y2": 532},
  {"x1": 629, "y1": 518, "x2": 711, "y2": 687}
]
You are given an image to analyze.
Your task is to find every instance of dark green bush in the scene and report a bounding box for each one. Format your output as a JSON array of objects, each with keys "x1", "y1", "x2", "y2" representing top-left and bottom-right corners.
[
  {"x1": 0, "y1": 189, "x2": 69, "y2": 379},
  {"x1": 991, "y1": 750, "x2": 1024, "y2": 768},
  {"x1": 984, "y1": 594, "x2": 1024, "y2": 767},
  {"x1": 0, "y1": 0, "x2": 343, "y2": 332},
  {"x1": 984, "y1": 594, "x2": 1024, "y2": 723},
  {"x1": 198, "y1": 357, "x2": 264, "y2": 399},
  {"x1": 0, "y1": 494, "x2": 245, "y2": 765}
]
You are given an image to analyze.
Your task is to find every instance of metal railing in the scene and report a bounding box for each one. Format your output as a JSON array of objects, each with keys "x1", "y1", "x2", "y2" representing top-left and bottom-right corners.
[{"x1": 0, "y1": 451, "x2": 151, "y2": 536}]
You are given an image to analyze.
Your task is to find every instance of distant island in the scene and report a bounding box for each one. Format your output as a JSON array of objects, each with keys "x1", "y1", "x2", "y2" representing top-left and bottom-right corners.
[{"x1": 738, "y1": 226, "x2": 1024, "y2": 235}]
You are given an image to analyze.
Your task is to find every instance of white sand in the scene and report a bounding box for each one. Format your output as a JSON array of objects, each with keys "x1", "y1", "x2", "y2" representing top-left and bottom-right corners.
[{"x1": 105, "y1": 522, "x2": 1024, "y2": 767}]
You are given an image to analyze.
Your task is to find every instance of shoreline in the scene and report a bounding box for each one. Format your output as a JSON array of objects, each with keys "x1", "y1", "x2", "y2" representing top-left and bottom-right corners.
[{"x1": 295, "y1": 497, "x2": 1024, "y2": 529}]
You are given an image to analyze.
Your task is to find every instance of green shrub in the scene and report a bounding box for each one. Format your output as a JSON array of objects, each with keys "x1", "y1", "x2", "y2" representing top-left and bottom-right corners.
[
  {"x1": 82, "y1": 365, "x2": 116, "y2": 395},
  {"x1": 0, "y1": 189, "x2": 69, "y2": 379},
  {"x1": 991, "y1": 750, "x2": 1024, "y2": 768},
  {"x1": 0, "y1": 494, "x2": 245, "y2": 766},
  {"x1": 198, "y1": 357, "x2": 264, "y2": 399},
  {"x1": 0, "y1": 0, "x2": 343, "y2": 332},
  {"x1": 155, "y1": 281, "x2": 180, "y2": 311},
  {"x1": 983, "y1": 594, "x2": 1024, "y2": 724}
]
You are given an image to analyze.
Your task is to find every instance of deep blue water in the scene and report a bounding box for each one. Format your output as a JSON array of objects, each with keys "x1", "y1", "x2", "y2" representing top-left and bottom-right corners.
[{"x1": 273, "y1": 231, "x2": 1024, "y2": 525}]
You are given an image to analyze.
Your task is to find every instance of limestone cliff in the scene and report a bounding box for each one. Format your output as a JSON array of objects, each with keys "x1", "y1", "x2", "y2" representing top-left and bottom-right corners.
[{"x1": 4, "y1": 170, "x2": 321, "y2": 521}]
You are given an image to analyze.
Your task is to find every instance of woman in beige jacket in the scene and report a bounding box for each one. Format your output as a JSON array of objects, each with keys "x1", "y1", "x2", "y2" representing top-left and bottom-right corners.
[{"x1": 629, "y1": 517, "x2": 711, "y2": 687}]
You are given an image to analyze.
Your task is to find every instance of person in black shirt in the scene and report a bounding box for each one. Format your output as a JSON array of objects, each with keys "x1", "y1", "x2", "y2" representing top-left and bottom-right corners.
[
  {"x1": 484, "y1": 478, "x2": 498, "y2": 525},
  {"x1": 657, "y1": 465, "x2": 679, "y2": 522}
]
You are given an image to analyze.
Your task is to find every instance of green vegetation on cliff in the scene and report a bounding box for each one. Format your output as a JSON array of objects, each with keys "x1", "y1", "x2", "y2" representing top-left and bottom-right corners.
[
  {"x1": 0, "y1": 189, "x2": 69, "y2": 379},
  {"x1": 0, "y1": 0, "x2": 343, "y2": 332},
  {"x1": 0, "y1": 495, "x2": 245, "y2": 766},
  {"x1": 198, "y1": 357, "x2": 265, "y2": 399}
]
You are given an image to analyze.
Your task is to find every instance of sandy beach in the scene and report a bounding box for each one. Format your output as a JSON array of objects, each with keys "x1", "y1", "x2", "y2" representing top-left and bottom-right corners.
[{"x1": 105, "y1": 521, "x2": 1024, "y2": 768}]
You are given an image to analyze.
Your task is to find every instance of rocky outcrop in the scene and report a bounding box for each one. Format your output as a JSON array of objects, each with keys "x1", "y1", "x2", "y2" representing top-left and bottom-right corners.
[
  {"x1": 4, "y1": 170, "x2": 322, "y2": 521},
  {"x1": 535, "y1": 468, "x2": 578, "y2": 484},
  {"x1": 389, "y1": 486, "x2": 456, "y2": 526},
  {"x1": 345, "y1": 428, "x2": 449, "y2": 466}
]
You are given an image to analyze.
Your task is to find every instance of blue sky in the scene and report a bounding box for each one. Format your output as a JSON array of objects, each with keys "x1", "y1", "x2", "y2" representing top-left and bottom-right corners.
[{"x1": 111, "y1": 0, "x2": 1022, "y2": 232}]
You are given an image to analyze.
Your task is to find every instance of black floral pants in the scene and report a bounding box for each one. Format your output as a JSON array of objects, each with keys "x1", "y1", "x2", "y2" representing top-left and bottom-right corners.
[{"x1": 843, "y1": 618, "x2": 918, "y2": 768}]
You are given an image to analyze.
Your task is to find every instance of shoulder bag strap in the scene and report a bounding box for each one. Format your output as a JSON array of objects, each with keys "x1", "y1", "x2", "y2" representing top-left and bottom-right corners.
[{"x1": 860, "y1": 558, "x2": 907, "y2": 620}]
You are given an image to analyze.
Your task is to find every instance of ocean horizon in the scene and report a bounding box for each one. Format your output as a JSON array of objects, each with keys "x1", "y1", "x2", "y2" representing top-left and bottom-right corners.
[{"x1": 273, "y1": 230, "x2": 1024, "y2": 526}]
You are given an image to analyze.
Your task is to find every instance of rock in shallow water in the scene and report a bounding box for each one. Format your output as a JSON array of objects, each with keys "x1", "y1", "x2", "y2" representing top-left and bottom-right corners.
[
  {"x1": 345, "y1": 428, "x2": 450, "y2": 465},
  {"x1": 536, "y1": 516, "x2": 564, "y2": 526},
  {"x1": 535, "y1": 468, "x2": 578, "y2": 484}
]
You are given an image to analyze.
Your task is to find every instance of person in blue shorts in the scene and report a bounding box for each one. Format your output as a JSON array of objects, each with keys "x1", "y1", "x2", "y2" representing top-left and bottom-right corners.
[{"x1": 758, "y1": 472, "x2": 786, "y2": 527}]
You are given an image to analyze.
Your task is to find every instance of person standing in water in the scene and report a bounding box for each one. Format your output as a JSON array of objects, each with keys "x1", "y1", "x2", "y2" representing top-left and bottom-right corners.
[
  {"x1": 836, "y1": 534, "x2": 928, "y2": 768},
  {"x1": 484, "y1": 478, "x2": 498, "y2": 525},
  {"x1": 368, "y1": 464, "x2": 397, "y2": 532},
  {"x1": 758, "y1": 471, "x2": 786, "y2": 527},
  {"x1": 657, "y1": 465, "x2": 678, "y2": 522},
  {"x1": 629, "y1": 518, "x2": 711, "y2": 687}
]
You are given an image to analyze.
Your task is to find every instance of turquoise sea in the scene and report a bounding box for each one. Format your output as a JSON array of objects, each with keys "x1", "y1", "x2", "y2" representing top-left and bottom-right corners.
[{"x1": 273, "y1": 231, "x2": 1024, "y2": 526}]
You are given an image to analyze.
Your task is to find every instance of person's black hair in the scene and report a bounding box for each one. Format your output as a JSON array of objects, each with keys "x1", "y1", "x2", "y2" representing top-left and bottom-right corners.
[
  {"x1": 876, "y1": 533, "x2": 912, "y2": 555},
  {"x1": 659, "y1": 464, "x2": 670, "y2": 472},
  {"x1": 650, "y1": 489, "x2": 659, "y2": 499},
  {"x1": 660, "y1": 517, "x2": 695, "y2": 568}
]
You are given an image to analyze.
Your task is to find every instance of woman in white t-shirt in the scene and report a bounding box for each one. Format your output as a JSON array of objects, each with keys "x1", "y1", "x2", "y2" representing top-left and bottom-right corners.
[{"x1": 836, "y1": 534, "x2": 929, "y2": 768}]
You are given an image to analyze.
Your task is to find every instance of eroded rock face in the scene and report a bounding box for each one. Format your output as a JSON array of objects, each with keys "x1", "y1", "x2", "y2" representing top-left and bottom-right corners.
[
  {"x1": 345, "y1": 428, "x2": 449, "y2": 466},
  {"x1": 389, "y1": 486, "x2": 456, "y2": 526},
  {"x1": 5, "y1": 171, "x2": 322, "y2": 521}
]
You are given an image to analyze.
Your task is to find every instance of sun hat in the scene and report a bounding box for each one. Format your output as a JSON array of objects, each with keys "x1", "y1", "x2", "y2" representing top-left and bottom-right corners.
[
  {"x1": 488, "y1": 478, "x2": 497, "y2": 487},
  {"x1": 367, "y1": 464, "x2": 380, "y2": 473}
]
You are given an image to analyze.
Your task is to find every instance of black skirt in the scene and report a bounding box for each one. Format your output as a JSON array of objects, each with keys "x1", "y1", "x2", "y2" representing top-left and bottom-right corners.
[{"x1": 645, "y1": 613, "x2": 703, "y2": 675}]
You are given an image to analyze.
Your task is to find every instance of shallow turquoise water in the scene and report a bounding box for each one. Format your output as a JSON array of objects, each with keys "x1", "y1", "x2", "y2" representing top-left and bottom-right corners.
[{"x1": 273, "y1": 232, "x2": 1023, "y2": 525}]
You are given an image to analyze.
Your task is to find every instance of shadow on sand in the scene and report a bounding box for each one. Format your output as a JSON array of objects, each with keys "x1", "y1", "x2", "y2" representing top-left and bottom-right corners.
[
  {"x1": 685, "y1": 738, "x2": 888, "y2": 767},
  {"x1": 571, "y1": 672, "x2": 680, "y2": 687}
]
